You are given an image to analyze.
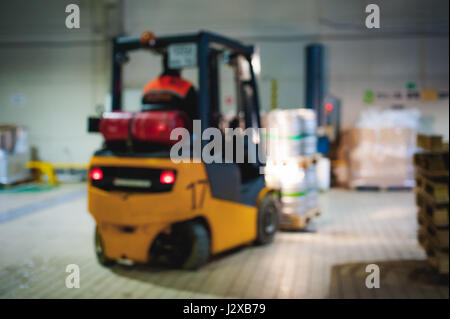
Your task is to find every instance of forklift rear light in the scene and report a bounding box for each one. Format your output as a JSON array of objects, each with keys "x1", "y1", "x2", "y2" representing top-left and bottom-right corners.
[
  {"x1": 90, "y1": 168, "x2": 104, "y2": 181},
  {"x1": 160, "y1": 171, "x2": 175, "y2": 184}
]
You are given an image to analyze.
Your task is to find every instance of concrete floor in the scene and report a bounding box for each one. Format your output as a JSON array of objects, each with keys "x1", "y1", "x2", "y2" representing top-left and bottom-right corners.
[{"x1": 0, "y1": 184, "x2": 448, "y2": 299}]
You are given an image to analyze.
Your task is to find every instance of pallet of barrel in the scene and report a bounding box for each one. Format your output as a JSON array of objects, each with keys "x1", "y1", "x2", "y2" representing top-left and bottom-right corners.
[
  {"x1": 264, "y1": 108, "x2": 320, "y2": 230},
  {"x1": 414, "y1": 134, "x2": 449, "y2": 275},
  {"x1": 264, "y1": 109, "x2": 317, "y2": 159}
]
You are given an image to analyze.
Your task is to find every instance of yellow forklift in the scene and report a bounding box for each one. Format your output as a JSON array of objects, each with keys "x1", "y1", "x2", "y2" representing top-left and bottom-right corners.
[{"x1": 87, "y1": 31, "x2": 279, "y2": 269}]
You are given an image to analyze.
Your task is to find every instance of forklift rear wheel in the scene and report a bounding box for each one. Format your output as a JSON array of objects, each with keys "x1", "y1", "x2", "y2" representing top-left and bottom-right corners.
[
  {"x1": 255, "y1": 192, "x2": 279, "y2": 245},
  {"x1": 167, "y1": 221, "x2": 210, "y2": 270},
  {"x1": 95, "y1": 228, "x2": 115, "y2": 267}
]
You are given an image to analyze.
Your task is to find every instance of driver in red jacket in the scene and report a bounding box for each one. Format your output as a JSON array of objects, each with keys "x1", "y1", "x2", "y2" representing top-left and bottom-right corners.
[{"x1": 142, "y1": 58, "x2": 198, "y2": 120}]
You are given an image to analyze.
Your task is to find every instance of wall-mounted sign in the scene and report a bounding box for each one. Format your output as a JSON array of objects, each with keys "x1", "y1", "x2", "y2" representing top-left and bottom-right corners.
[
  {"x1": 363, "y1": 90, "x2": 375, "y2": 104},
  {"x1": 406, "y1": 82, "x2": 417, "y2": 90},
  {"x1": 420, "y1": 89, "x2": 438, "y2": 101},
  {"x1": 10, "y1": 93, "x2": 26, "y2": 106},
  {"x1": 368, "y1": 87, "x2": 448, "y2": 104}
]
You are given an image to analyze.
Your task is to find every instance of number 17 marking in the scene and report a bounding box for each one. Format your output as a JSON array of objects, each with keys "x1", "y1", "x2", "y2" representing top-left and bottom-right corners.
[{"x1": 186, "y1": 180, "x2": 208, "y2": 209}]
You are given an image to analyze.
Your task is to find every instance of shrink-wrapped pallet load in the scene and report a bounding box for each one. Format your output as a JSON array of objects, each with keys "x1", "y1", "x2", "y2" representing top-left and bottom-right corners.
[
  {"x1": 264, "y1": 108, "x2": 320, "y2": 230},
  {"x1": 0, "y1": 125, "x2": 31, "y2": 185},
  {"x1": 348, "y1": 108, "x2": 419, "y2": 189}
]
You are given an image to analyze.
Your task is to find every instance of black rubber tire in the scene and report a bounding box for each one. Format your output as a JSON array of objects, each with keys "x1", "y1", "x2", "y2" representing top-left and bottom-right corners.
[
  {"x1": 167, "y1": 221, "x2": 210, "y2": 270},
  {"x1": 255, "y1": 192, "x2": 279, "y2": 245},
  {"x1": 94, "y1": 228, "x2": 115, "y2": 267}
]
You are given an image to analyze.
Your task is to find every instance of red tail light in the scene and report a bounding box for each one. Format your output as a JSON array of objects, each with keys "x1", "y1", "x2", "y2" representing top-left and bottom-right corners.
[
  {"x1": 99, "y1": 111, "x2": 135, "y2": 141},
  {"x1": 90, "y1": 168, "x2": 103, "y2": 181},
  {"x1": 160, "y1": 171, "x2": 175, "y2": 184},
  {"x1": 132, "y1": 111, "x2": 190, "y2": 145}
]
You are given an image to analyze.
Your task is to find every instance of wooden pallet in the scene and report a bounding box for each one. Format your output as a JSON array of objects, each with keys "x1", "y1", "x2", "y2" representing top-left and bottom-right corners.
[
  {"x1": 418, "y1": 208, "x2": 449, "y2": 275},
  {"x1": 279, "y1": 208, "x2": 321, "y2": 231},
  {"x1": 417, "y1": 223, "x2": 427, "y2": 249},
  {"x1": 418, "y1": 222, "x2": 449, "y2": 275},
  {"x1": 418, "y1": 209, "x2": 449, "y2": 250},
  {"x1": 414, "y1": 152, "x2": 449, "y2": 173},
  {"x1": 416, "y1": 168, "x2": 449, "y2": 180},
  {"x1": 417, "y1": 134, "x2": 448, "y2": 152},
  {"x1": 423, "y1": 241, "x2": 449, "y2": 275},
  {"x1": 414, "y1": 134, "x2": 449, "y2": 181},
  {"x1": 415, "y1": 174, "x2": 449, "y2": 204},
  {"x1": 416, "y1": 191, "x2": 449, "y2": 227},
  {"x1": 417, "y1": 134, "x2": 449, "y2": 153},
  {"x1": 426, "y1": 249, "x2": 449, "y2": 275}
]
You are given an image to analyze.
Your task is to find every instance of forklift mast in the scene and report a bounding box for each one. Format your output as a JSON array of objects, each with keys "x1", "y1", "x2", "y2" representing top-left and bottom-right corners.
[{"x1": 110, "y1": 31, "x2": 262, "y2": 133}]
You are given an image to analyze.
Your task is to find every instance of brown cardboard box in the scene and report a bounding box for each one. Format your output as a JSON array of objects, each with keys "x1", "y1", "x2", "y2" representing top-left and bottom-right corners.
[
  {"x1": 349, "y1": 128, "x2": 377, "y2": 147},
  {"x1": 379, "y1": 127, "x2": 416, "y2": 146},
  {"x1": 348, "y1": 127, "x2": 416, "y2": 188}
]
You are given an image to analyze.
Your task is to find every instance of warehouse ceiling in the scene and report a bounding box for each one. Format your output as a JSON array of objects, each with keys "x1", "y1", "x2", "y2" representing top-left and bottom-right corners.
[{"x1": 0, "y1": 0, "x2": 448, "y2": 43}]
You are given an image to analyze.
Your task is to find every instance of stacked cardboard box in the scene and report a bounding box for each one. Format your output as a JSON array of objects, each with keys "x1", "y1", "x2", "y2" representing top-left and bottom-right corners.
[
  {"x1": 349, "y1": 127, "x2": 417, "y2": 188},
  {"x1": 348, "y1": 108, "x2": 420, "y2": 189},
  {"x1": 414, "y1": 134, "x2": 449, "y2": 275}
]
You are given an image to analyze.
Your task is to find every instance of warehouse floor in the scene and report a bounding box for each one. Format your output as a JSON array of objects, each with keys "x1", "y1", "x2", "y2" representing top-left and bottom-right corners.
[{"x1": 0, "y1": 184, "x2": 448, "y2": 299}]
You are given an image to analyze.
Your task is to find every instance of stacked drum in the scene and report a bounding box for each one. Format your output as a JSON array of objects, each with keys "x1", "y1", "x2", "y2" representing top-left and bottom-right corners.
[
  {"x1": 264, "y1": 108, "x2": 319, "y2": 230},
  {"x1": 265, "y1": 109, "x2": 317, "y2": 159}
]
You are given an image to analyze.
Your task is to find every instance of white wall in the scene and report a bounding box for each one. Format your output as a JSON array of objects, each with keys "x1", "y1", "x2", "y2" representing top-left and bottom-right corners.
[
  {"x1": 326, "y1": 36, "x2": 449, "y2": 136},
  {"x1": 0, "y1": 0, "x2": 116, "y2": 162},
  {"x1": 0, "y1": 0, "x2": 448, "y2": 164}
]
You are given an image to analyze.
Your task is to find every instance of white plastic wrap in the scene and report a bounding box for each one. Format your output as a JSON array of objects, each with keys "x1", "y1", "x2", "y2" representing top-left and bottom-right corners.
[
  {"x1": 349, "y1": 108, "x2": 420, "y2": 188},
  {"x1": 264, "y1": 159, "x2": 319, "y2": 215},
  {"x1": 0, "y1": 126, "x2": 31, "y2": 185},
  {"x1": 264, "y1": 108, "x2": 317, "y2": 158}
]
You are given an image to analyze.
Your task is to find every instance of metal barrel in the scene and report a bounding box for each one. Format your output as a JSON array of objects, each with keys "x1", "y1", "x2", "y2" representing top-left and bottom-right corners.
[
  {"x1": 281, "y1": 181, "x2": 308, "y2": 215},
  {"x1": 299, "y1": 108, "x2": 317, "y2": 155},
  {"x1": 276, "y1": 161, "x2": 308, "y2": 215},
  {"x1": 264, "y1": 108, "x2": 317, "y2": 158}
]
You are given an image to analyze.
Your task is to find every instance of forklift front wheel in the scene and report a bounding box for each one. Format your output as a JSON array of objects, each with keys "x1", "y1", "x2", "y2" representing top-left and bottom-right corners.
[
  {"x1": 95, "y1": 228, "x2": 115, "y2": 267},
  {"x1": 255, "y1": 192, "x2": 279, "y2": 245}
]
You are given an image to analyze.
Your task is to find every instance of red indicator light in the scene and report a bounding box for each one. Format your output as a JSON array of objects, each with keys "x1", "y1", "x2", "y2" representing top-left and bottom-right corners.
[
  {"x1": 160, "y1": 171, "x2": 175, "y2": 184},
  {"x1": 90, "y1": 168, "x2": 103, "y2": 181},
  {"x1": 325, "y1": 103, "x2": 334, "y2": 112},
  {"x1": 156, "y1": 124, "x2": 166, "y2": 132}
]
